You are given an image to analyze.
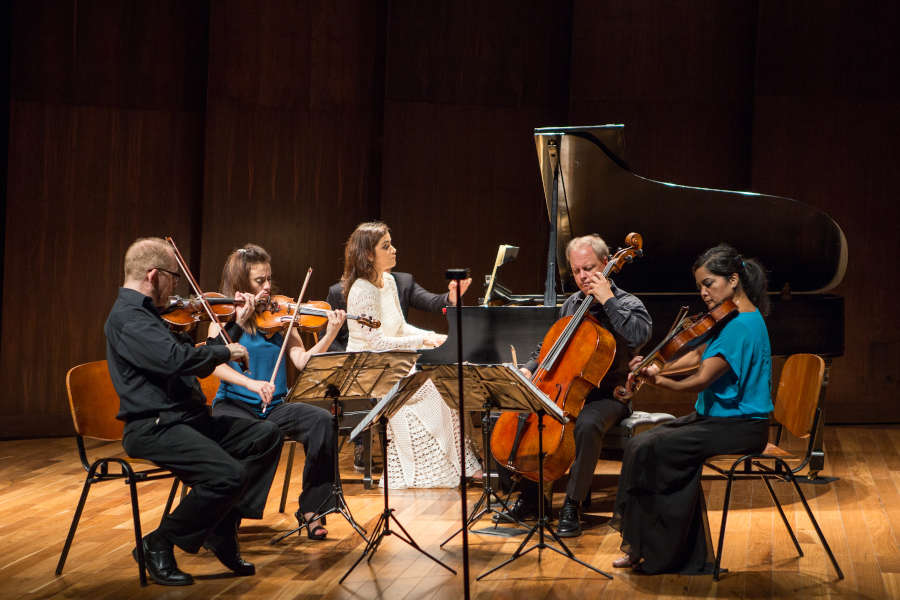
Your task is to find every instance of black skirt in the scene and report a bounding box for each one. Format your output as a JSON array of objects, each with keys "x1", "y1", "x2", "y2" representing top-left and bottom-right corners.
[{"x1": 610, "y1": 411, "x2": 769, "y2": 574}]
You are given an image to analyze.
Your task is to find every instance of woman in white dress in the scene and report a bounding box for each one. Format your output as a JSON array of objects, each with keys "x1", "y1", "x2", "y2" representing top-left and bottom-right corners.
[{"x1": 342, "y1": 221, "x2": 482, "y2": 489}]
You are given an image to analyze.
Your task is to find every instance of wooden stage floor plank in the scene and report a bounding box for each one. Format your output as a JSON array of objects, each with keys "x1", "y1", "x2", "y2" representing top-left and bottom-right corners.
[{"x1": 1, "y1": 426, "x2": 898, "y2": 599}]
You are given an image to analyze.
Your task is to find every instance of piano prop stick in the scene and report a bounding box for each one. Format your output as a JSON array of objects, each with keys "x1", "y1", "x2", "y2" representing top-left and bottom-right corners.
[{"x1": 482, "y1": 244, "x2": 519, "y2": 306}]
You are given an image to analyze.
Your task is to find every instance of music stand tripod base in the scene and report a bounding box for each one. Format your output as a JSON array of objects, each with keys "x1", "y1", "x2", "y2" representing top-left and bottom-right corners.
[
  {"x1": 270, "y1": 387, "x2": 368, "y2": 545},
  {"x1": 476, "y1": 412, "x2": 612, "y2": 581},
  {"x1": 440, "y1": 402, "x2": 527, "y2": 545},
  {"x1": 340, "y1": 417, "x2": 457, "y2": 583}
]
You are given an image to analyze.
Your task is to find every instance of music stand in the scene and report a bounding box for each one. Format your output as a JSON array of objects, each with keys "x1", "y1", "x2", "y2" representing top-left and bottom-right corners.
[
  {"x1": 340, "y1": 370, "x2": 458, "y2": 584},
  {"x1": 425, "y1": 363, "x2": 540, "y2": 542},
  {"x1": 270, "y1": 350, "x2": 418, "y2": 545},
  {"x1": 425, "y1": 365, "x2": 612, "y2": 581}
]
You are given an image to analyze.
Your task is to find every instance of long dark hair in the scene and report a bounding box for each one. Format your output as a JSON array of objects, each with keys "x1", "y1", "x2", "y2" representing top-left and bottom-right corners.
[
  {"x1": 341, "y1": 221, "x2": 390, "y2": 299},
  {"x1": 693, "y1": 244, "x2": 770, "y2": 316}
]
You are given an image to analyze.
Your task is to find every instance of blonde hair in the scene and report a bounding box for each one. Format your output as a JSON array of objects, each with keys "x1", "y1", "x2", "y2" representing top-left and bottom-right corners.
[
  {"x1": 123, "y1": 237, "x2": 173, "y2": 281},
  {"x1": 565, "y1": 235, "x2": 609, "y2": 262},
  {"x1": 341, "y1": 221, "x2": 390, "y2": 299}
]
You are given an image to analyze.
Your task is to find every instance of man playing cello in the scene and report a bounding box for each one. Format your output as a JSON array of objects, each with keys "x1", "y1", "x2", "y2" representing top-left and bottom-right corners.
[{"x1": 496, "y1": 234, "x2": 651, "y2": 537}]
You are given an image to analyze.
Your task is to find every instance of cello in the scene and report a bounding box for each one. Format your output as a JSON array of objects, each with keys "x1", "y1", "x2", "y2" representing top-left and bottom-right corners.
[{"x1": 490, "y1": 233, "x2": 643, "y2": 483}]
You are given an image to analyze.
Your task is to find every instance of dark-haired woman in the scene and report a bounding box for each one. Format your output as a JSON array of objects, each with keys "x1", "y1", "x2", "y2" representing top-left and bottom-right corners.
[
  {"x1": 209, "y1": 244, "x2": 346, "y2": 540},
  {"x1": 610, "y1": 244, "x2": 773, "y2": 573},
  {"x1": 342, "y1": 222, "x2": 481, "y2": 489}
]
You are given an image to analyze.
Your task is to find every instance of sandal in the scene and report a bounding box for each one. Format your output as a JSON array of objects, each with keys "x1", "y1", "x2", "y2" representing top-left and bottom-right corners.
[
  {"x1": 305, "y1": 522, "x2": 328, "y2": 541},
  {"x1": 295, "y1": 510, "x2": 328, "y2": 541},
  {"x1": 612, "y1": 554, "x2": 639, "y2": 568}
]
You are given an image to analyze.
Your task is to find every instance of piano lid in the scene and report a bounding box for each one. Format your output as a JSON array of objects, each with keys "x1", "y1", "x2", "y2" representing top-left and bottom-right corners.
[{"x1": 534, "y1": 125, "x2": 848, "y2": 295}]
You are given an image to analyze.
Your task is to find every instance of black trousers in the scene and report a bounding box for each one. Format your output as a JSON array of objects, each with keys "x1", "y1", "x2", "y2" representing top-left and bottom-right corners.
[
  {"x1": 500, "y1": 396, "x2": 631, "y2": 503},
  {"x1": 610, "y1": 412, "x2": 769, "y2": 573},
  {"x1": 122, "y1": 409, "x2": 283, "y2": 553},
  {"x1": 212, "y1": 399, "x2": 336, "y2": 515}
]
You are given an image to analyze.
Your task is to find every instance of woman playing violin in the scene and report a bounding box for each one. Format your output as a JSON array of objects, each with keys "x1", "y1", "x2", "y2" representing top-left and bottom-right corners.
[
  {"x1": 209, "y1": 243, "x2": 346, "y2": 540},
  {"x1": 611, "y1": 243, "x2": 773, "y2": 573}
]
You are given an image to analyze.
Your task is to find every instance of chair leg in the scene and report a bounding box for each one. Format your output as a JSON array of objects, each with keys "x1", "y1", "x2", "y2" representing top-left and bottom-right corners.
[
  {"x1": 714, "y1": 472, "x2": 736, "y2": 581},
  {"x1": 279, "y1": 443, "x2": 297, "y2": 513},
  {"x1": 161, "y1": 478, "x2": 180, "y2": 525},
  {"x1": 55, "y1": 472, "x2": 95, "y2": 575},
  {"x1": 128, "y1": 475, "x2": 148, "y2": 586},
  {"x1": 789, "y1": 473, "x2": 844, "y2": 579},
  {"x1": 761, "y1": 475, "x2": 802, "y2": 556}
]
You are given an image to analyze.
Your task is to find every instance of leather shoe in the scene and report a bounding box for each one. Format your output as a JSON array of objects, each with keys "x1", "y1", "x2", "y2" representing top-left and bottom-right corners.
[
  {"x1": 203, "y1": 521, "x2": 255, "y2": 576},
  {"x1": 133, "y1": 532, "x2": 193, "y2": 586},
  {"x1": 492, "y1": 495, "x2": 538, "y2": 524},
  {"x1": 556, "y1": 496, "x2": 582, "y2": 537}
]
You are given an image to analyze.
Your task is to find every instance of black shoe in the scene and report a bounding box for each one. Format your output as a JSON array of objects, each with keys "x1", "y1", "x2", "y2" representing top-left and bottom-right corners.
[
  {"x1": 133, "y1": 532, "x2": 193, "y2": 586},
  {"x1": 556, "y1": 496, "x2": 582, "y2": 538},
  {"x1": 492, "y1": 495, "x2": 538, "y2": 524},
  {"x1": 203, "y1": 519, "x2": 255, "y2": 576}
]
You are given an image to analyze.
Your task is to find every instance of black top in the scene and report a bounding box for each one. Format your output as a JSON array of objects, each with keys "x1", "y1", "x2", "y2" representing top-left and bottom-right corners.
[
  {"x1": 326, "y1": 272, "x2": 450, "y2": 351},
  {"x1": 105, "y1": 287, "x2": 231, "y2": 422},
  {"x1": 523, "y1": 282, "x2": 652, "y2": 398}
]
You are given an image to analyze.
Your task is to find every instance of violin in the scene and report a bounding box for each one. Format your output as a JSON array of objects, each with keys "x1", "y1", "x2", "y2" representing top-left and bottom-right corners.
[
  {"x1": 160, "y1": 294, "x2": 380, "y2": 334},
  {"x1": 254, "y1": 295, "x2": 380, "y2": 334},
  {"x1": 614, "y1": 298, "x2": 738, "y2": 400},
  {"x1": 490, "y1": 233, "x2": 644, "y2": 483}
]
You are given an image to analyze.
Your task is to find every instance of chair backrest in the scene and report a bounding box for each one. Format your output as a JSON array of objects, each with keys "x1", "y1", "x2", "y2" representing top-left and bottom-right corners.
[
  {"x1": 773, "y1": 353, "x2": 825, "y2": 439},
  {"x1": 66, "y1": 360, "x2": 125, "y2": 441},
  {"x1": 198, "y1": 372, "x2": 221, "y2": 406}
]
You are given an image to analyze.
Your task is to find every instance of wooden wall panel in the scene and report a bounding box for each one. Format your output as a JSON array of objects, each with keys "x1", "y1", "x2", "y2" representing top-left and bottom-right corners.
[
  {"x1": 3, "y1": 0, "x2": 899, "y2": 439},
  {"x1": 750, "y1": 0, "x2": 900, "y2": 422},
  {"x1": 199, "y1": 0, "x2": 382, "y2": 301},
  {"x1": 381, "y1": 0, "x2": 571, "y2": 331},
  {"x1": 1, "y1": 1, "x2": 208, "y2": 438},
  {"x1": 568, "y1": 0, "x2": 758, "y2": 189}
]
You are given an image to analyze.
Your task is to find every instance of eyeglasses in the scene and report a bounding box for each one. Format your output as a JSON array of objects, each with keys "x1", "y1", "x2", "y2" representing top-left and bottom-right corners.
[{"x1": 152, "y1": 267, "x2": 181, "y2": 283}]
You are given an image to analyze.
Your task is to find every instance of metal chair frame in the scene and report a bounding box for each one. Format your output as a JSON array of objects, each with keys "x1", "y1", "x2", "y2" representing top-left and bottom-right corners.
[
  {"x1": 55, "y1": 361, "x2": 180, "y2": 586},
  {"x1": 705, "y1": 353, "x2": 843, "y2": 581}
]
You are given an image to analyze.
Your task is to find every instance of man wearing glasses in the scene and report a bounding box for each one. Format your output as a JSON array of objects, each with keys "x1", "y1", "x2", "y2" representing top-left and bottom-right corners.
[{"x1": 104, "y1": 237, "x2": 284, "y2": 586}]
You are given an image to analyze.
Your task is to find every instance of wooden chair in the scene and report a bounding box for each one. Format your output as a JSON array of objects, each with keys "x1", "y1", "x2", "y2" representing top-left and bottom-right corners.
[
  {"x1": 56, "y1": 360, "x2": 181, "y2": 586},
  {"x1": 705, "y1": 353, "x2": 843, "y2": 580}
]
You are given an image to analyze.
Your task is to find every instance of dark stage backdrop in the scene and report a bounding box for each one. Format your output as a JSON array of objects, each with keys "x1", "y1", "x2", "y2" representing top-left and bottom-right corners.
[{"x1": 3, "y1": 0, "x2": 898, "y2": 438}]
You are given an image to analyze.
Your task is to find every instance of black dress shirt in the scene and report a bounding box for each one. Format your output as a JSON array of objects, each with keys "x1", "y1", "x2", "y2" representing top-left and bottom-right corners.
[
  {"x1": 105, "y1": 287, "x2": 231, "y2": 422},
  {"x1": 523, "y1": 281, "x2": 652, "y2": 398}
]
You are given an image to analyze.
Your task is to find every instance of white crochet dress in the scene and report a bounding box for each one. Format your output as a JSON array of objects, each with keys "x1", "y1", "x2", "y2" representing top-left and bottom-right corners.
[{"x1": 346, "y1": 273, "x2": 482, "y2": 489}]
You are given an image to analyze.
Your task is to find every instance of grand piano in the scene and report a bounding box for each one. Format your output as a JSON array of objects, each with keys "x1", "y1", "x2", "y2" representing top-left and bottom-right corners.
[{"x1": 420, "y1": 124, "x2": 846, "y2": 477}]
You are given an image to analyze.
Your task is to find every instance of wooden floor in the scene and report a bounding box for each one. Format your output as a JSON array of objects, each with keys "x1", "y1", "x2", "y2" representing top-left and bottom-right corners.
[{"x1": 2, "y1": 425, "x2": 899, "y2": 599}]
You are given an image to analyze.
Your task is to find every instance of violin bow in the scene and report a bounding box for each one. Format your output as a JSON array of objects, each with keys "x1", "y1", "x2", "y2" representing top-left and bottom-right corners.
[
  {"x1": 263, "y1": 268, "x2": 312, "y2": 413},
  {"x1": 165, "y1": 236, "x2": 249, "y2": 372}
]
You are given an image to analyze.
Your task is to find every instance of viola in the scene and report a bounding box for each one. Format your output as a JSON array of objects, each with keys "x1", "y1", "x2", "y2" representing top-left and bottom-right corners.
[
  {"x1": 159, "y1": 293, "x2": 238, "y2": 332},
  {"x1": 490, "y1": 233, "x2": 644, "y2": 483},
  {"x1": 614, "y1": 298, "x2": 738, "y2": 400}
]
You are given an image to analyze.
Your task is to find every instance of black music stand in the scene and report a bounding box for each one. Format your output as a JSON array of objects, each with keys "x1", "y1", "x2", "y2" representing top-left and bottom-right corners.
[
  {"x1": 462, "y1": 366, "x2": 613, "y2": 581},
  {"x1": 270, "y1": 350, "x2": 418, "y2": 545},
  {"x1": 427, "y1": 363, "x2": 543, "y2": 543},
  {"x1": 340, "y1": 371, "x2": 458, "y2": 584}
]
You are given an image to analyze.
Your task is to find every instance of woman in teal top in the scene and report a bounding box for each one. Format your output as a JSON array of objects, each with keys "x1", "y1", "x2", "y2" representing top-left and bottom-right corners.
[
  {"x1": 209, "y1": 244, "x2": 345, "y2": 540},
  {"x1": 610, "y1": 244, "x2": 773, "y2": 574}
]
